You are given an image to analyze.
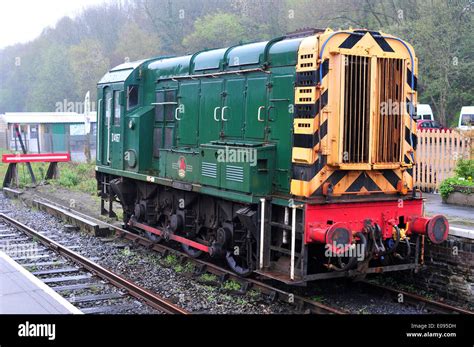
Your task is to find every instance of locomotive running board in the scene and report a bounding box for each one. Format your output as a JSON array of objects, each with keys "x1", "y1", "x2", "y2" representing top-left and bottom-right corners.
[{"x1": 257, "y1": 263, "x2": 421, "y2": 284}]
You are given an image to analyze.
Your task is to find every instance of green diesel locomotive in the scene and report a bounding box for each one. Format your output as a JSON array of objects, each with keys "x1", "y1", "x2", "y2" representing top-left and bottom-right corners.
[{"x1": 96, "y1": 28, "x2": 448, "y2": 284}]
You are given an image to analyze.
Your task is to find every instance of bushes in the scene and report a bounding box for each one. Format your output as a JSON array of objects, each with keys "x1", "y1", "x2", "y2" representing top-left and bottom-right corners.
[
  {"x1": 439, "y1": 159, "x2": 474, "y2": 201},
  {"x1": 454, "y1": 159, "x2": 474, "y2": 180},
  {"x1": 57, "y1": 168, "x2": 79, "y2": 187},
  {"x1": 54, "y1": 162, "x2": 96, "y2": 194}
]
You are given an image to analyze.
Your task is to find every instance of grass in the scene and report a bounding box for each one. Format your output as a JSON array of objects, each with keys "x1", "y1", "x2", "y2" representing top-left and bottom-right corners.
[
  {"x1": 247, "y1": 290, "x2": 260, "y2": 299},
  {"x1": 182, "y1": 262, "x2": 194, "y2": 273},
  {"x1": 199, "y1": 273, "x2": 217, "y2": 282},
  {"x1": 222, "y1": 279, "x2": 241, "y2": 292},
  {"x1": 312, "y1": 295, "x2": 326, "y2": 303},
  {"x1": 163, "y1": 254, "x2": 179, "y2": 267}
]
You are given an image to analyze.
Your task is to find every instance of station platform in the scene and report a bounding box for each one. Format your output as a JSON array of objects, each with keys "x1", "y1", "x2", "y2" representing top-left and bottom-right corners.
[{"x1": 0, "y1": 251, "x2": 82, "y2": 314}]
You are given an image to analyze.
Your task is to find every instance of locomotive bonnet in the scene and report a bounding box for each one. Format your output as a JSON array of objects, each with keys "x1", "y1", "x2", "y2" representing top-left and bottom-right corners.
[{"x1": 96, "y1": 28, "x2": 449, "y2": 283}]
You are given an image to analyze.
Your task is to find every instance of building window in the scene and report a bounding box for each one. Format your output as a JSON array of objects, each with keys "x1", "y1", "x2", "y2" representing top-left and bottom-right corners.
[{"x1": 127, "y1": 85, "x2": 139, "y2": 110}]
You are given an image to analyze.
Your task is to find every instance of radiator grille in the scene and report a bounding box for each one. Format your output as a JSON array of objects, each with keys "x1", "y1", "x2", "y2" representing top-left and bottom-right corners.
[
  {"x1": 226, "y1": 165, "x2": 244, "y2": 182},
  {"x1": 201, "y1": 162, "x2": 217, "y2": 178},
  {"x1": 343, "y1": 55, "x2": 371, "y2": 163},
  {"x1": 375, "y1": 58, "x2": 403, "y2": 163}
]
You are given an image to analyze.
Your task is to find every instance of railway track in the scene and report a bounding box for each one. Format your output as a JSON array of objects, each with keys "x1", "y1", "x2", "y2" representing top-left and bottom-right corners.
[
  {"x1": 8, "y1": 194, "x2": 472, "y2": 315},
  {"x1": 21, "y1": 196, "x2": 346, "y2": 314},
  {"x1": 0, "y1": 213, "x2": 188, "y2": 315},
  {"x1": 359, "y1": 281, "x2": 474, "y2": 315}
]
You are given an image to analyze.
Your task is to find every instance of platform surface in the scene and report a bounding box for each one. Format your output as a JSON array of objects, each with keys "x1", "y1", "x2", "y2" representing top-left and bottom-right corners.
[{"x1": 0, "y1": 251, "x2": 82, "y2": 314}]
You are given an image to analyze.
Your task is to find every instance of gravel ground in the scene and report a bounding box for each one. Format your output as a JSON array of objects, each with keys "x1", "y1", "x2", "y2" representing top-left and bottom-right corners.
[
  {"x1": 1, "y1": 191, "x2": 462, "y2": 314},
  {"x1": 0, "y1": 194, "x2": 296, "y2": 314}
]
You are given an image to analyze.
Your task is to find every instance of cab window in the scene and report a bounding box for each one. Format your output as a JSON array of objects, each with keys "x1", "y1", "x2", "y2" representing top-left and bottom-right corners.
[
  {"x1": 127, "y1": 85, "x2": 139, "y2": 110},
  {"x1": 114, "y1": 91, "x2": 121, "y2": 125},
  {"x1": 105, "y1": 89, "x2": 112, "y2": 126}
]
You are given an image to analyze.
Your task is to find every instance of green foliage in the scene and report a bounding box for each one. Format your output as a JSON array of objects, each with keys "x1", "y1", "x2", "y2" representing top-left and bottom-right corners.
[
  {"x1": 114, "y1": 22, "x2": 161, "y2": 62},
  {"x1": 69, "y1": 39, "x2": 110, "y2": 102},
  {"x1": 53, "y1": 162, "x2": 96, "y2": 194},
  {"x1": 222, "y1": 279, "x2": 241, "y2": 291},
  {"x1": 199, "y1": 273, "x2": 217, "y2": 282},
  {"x1": 454, "y1": 159, "x2": 474, "y2": 180},
  {"x1": 439, "y1": 159, "x2": 474, "y2": 200},
  {"x1": 163, "y1": 254, "x2": 178, "y2": 267},
  {"x1": 183, "y1": 12, "x2": 248, "y2": 51},
  {"x1": 439, "y1": 177, "x2": 474, "y2": 200},
  {"x1": 57, "y1": 168, "x2": 79, "y2": 188}
]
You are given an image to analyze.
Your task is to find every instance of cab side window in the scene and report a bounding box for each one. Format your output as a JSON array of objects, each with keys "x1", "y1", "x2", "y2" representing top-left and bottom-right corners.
[
  {"x1": 154, "y1": 89, "x2": 177, "y2": 155},
  {"x1": 105, "y1": 89, "x2": 112, "y2": 126},
  {"x1": 114, "y1": 91, "x2": 121, "y2": 125},
  {"x1": 127, "y1": 85, "x2": 139, "y2": 110}
]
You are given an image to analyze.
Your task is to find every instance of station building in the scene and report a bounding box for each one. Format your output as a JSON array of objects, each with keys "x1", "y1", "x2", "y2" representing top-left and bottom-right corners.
[{"x1": 0, "y1": 112, "x2": 97, "y2": 161}]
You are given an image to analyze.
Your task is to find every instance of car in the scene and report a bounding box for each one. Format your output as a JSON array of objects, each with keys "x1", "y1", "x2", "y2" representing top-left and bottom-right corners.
[
  {"x1": 417, "y1": 119, "x2": 450, "y2": 132},
  {"x1": 457, "y1": 106, "x2": 474, "y2": 131},
  {"x1": 416, "y1": 104, "x2": 434, "y2": 121}
]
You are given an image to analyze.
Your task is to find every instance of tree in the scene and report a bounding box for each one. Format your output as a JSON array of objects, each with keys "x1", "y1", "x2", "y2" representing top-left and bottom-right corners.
[
  {"x1": 182, "y1": 12, "x2": 248, "y2": 51},
  {"x1": 26, "y1": 43, "x2": 78, "y2": 111},
  {"x1": 113, "y1": 21, "x2": 162, "y2": 64},
  {"x1": 390, "y1": 0, "x2": 473, "y2": 125},
  {"x1": 69, "y1": 39, "x2": 110, "y2": 102}
]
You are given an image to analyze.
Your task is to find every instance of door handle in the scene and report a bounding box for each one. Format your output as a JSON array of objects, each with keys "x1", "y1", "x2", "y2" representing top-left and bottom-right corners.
[
  {"x1": 267, "y1": 105, "x2": 275, "y2": 122},
  {"x1": 221, "y1": 106, "x2": 229, "y2": 121},
  {"x1": 175, "y1": 104, "x2": 183, "y2": 121},
  {"x1": 214, "y1": 107, "x2": 221, "y2": 121},
  {"x1": 257, "y1": 106, "x2": 265, "y2": 122}
]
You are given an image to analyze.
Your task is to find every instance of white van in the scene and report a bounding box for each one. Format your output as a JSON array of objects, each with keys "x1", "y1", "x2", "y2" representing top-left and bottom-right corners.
[
  {"x1": 416, "y1": 104, "x2": 434, "y2": 121},
  {"x1": 458, "y1": 106, "x2": 474, "y2": 131}
]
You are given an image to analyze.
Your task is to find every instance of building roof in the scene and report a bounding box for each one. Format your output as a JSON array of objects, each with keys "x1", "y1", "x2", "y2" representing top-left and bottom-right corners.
[{"x1": 0, "y1": 112, "x2": 97, "y2": 124}]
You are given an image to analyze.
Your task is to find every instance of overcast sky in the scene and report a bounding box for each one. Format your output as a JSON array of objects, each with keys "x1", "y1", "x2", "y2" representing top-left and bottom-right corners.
[{"x1": 0, "y1": 0, "x2": 109, "y2": 49}]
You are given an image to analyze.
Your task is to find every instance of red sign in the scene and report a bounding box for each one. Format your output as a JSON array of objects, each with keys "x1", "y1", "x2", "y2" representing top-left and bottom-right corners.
[{"x1": 2, "y1": 153, "x2": 71, "y2": 163}]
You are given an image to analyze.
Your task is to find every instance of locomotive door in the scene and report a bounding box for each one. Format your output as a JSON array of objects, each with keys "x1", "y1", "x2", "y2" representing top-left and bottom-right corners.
[
  {"x1": 199, "y1": 80, "x2": 224, "y2": 143},
  {"x1": 222, "y1": 78, "x2": 245, "y2": 139},
  {"x1": 99, "y1": 86, "x2": 112, "y2": 166},
  {"x1": 110, "y1": 88, "x2": 124, "y2": 170},
  {"x1": 244, "y1": 76, "x2": 268, "y2": 140},
  {"x1": 176, "y1": 81, "x2": 199, "y2": 146},
  {"x1": 269, "y1": 74, "x2": 294, "y2": 192}
]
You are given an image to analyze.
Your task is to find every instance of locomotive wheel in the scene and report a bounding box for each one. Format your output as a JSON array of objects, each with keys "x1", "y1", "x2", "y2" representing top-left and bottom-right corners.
[
  {"x1": 225, "y1": 251, "x2": 253, "y2": 277},
  {"x1": 144, "y1": 216, "x2": 169, "y2": 243},
  {"x1": 145, "y1": 231, "x2": 162, "y2": 243},
  {"x1": 181, "y1": 243, "x2": 203, "y2": 258},
  {"x1": 225, "y1": 230, "x2": 256, "y2": 277}
]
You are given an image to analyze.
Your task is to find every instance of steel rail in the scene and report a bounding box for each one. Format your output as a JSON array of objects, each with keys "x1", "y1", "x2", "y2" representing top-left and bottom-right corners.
[
  {"x1": 361, "y1": 281, "x2": 473, "y2": 315},
  {"x1": 23, "y1": 198, "x2": 346, "y2": 314},
  {"x1": 0, "y1": 213, "x2": 188, "y2": 315}
]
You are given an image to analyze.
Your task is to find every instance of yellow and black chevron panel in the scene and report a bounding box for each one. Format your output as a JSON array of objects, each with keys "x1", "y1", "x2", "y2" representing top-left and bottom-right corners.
[
  {"x1": 313, "y1": 170, "x2": 402, "y2": 196},
  {"x1": 403, "y1": 57, "x2": 418, "y2": 191},
  {"x1": 291, "y1": 29, "x2": 419, "y2": 198}
]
